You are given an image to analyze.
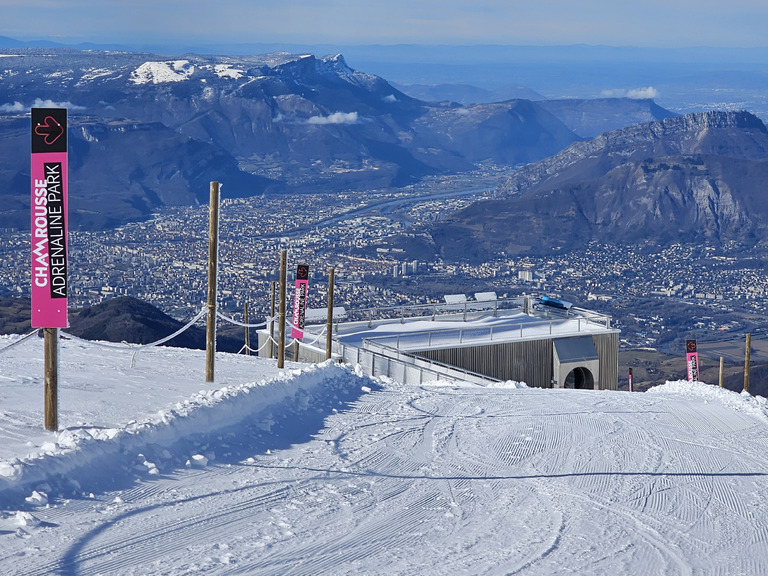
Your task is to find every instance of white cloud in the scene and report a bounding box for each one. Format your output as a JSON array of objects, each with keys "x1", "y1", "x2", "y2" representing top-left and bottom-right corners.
[
  {"x1": 0, "y1": 101, "x2": 24, "y2": 113},
  {"x1": 307, "y1": 111, "x2": 359, "y2": 125},
  {"x1": 600, "y1": 87, "x2": 659, "y2": 100},
  {"x1": 627, "y1": 86, "x2": 659, "y2": 99},
  {"x1": 1, "y1": 100, "x2": 85, "y2": 113},
  {"x1": 32, "y1": 98, "x2": 85, "y2": 110}
]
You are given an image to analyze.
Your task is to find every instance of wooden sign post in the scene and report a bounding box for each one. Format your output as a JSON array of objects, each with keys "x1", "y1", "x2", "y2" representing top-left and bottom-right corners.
[{"x1": 31, "y1": 107, "x2": 68, "y2": 431}]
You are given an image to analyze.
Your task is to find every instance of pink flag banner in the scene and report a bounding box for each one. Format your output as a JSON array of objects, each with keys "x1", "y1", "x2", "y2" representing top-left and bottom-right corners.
[
  {"x1": 31, "y1": 108, "x2": 69, "y2": 328},
  {"x1": 291, "y1": 264, "x2": 310, "y2": 339},
  {"x1": 686, "y1": 339, "x2": 700, "y2": 382}
]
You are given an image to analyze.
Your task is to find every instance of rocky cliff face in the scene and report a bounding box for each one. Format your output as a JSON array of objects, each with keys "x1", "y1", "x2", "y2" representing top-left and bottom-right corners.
[
  {"x1": 430, "y1": 111, "x2": 768, "y2": 259},
  {"x1": 497, "y1": 111, "x2": 768, "y2": 196}
]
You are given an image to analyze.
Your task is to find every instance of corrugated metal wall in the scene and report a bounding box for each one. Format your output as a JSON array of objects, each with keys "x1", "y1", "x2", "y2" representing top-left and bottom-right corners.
[
  {"x1": 417, "y1": 332, "x2": 619, "y2": 390},
  {"x1": 594, "y1": 332, "x2": 619, "y2": 389}
]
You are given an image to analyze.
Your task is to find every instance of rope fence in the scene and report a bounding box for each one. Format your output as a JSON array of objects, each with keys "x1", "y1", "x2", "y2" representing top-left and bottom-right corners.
[
  {"x1": 216, "y1": 310, "x2": 270, "y2": 329},
  {"x1": 0, "y1": 329, "x2": 41, "y2": 355},
  {"x1": 0, "y1": 304, "x2": 326, "y2": 365}
]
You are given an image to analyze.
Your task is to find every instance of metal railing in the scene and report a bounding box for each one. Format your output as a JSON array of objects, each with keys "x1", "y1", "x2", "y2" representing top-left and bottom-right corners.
[
  {"x1": 361, "y1": 311, "x2": 612, "y2": 353},
  {"x1": 332, "y1": 296, "x2": 525, "y2": 325},
  {"x1": 337, "y1": 340, "x2": 498, "y2": 386}
]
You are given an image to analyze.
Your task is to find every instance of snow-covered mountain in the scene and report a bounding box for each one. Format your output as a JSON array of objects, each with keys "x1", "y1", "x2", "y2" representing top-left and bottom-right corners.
[{"x1": 1, "y1": 48, "x2": 586, "y2": 231}]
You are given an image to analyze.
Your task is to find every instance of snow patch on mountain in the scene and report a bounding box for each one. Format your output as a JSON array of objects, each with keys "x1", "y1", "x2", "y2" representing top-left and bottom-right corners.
[
  {"x1": 131, "y1": 60, "x2": 195, "y2": 85},
  {"x1": 212, "y1": 64, "x2": 244, "y2": 79},
  {"x1": 315, "y1": 53, "x2": 381, "y2": 91},
  {"x1": 78, "y1": 67, "x2": 120, "y2": 84}
]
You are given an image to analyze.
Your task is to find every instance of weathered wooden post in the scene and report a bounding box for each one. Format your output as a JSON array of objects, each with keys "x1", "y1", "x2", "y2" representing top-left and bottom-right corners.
[
  {"x1": 326, "y1": 267, "x2": 335, "y2": 360},
  {"x1": 44, "y1": 328, "x2": 58, "y2": 431},
  {"x1": 269, "y1": 281, "x2": 276, "y2": 359},
  {"x1": 205, "y1": 181, "x2": 219, "y2": 382},
  {"x1": 278, "y1": 249, "x2": 287, "y2": 369},
  {"x1": 244, "y1": 302, "x2": 250, "y2": 356},
  {"x1": 744, "y1": 333, "x2": 751, "y2": 393},
  {"x1": 719, "y1": 356, "x2": 724, "y2": 388}
]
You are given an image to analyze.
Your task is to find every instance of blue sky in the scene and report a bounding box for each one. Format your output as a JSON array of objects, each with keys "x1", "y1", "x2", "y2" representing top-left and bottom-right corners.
[{"x1": 2, "y1": 0, "x2": 767, "y2": 48}]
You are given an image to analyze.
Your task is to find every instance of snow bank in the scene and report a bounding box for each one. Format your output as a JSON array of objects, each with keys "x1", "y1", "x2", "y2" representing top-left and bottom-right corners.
[
  {"x1": 648, "y1": 379, "x2": 768, "y2": 421},
  {"x1": 0, "y1": 361, "x2": 374, "y2": 505}
]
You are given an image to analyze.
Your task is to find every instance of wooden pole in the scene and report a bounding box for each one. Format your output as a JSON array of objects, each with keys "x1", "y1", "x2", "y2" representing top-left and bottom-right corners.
[
  {"x1": 269, "y1": 281, "x2": 276, "y2": 359},
  {"x1": 278, "y1": 249, "x2": 287, "y2": 369},
  {"x1": 744, "y1": 333, "x2": 751, "y2": 393},
  {"x1": 326, "y1": 267, "x2": 335, "y2": 361},
  {"x1": 244, "y1": 302, "x2": 250, "y2": 356},
  {"x1": 205, "y1": 181, "x2": 220, "y2": 383},
  {"x1": 44, "y1": 328, "x2": 58, "y2": 431},
  {"x1": 719, "y1": 356, "x2": 724, "y2": 388}
]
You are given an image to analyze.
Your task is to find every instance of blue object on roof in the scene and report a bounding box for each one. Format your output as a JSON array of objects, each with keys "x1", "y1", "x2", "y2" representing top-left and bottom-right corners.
[{"x1": 539, "y1": 296, "x2": 573, "y2": 310}]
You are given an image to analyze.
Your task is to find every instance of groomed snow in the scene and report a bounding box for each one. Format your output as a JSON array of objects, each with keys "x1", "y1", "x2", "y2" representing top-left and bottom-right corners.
[{"x1": 2, "y1": 333, "x2": 768, "y2": 574}]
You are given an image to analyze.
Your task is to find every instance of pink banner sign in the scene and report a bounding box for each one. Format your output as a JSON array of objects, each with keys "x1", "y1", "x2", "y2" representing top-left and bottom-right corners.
[
  {"x1": 31, "y1": 108, "x2": 69, "y2": 328},
  {"x1": 686, "y1": 339, "x2": 699, "y2": 382},
  {"x1": 291, "y1": 264, "x2": 309, "y2": 339}
]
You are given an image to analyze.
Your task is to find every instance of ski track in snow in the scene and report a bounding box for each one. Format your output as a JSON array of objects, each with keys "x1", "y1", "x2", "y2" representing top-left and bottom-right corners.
[{"x1": 2, "y1": 338, "x2": 768, "y2": 574}]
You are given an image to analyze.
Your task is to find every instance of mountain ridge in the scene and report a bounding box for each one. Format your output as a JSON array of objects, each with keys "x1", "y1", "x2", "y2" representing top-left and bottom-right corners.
[
  {"x1": 426, "y1": 111, "x2": 768, "y2": 260},
  {"x1": 1, "y1": 47, "x2": 676, "y2": 231}
]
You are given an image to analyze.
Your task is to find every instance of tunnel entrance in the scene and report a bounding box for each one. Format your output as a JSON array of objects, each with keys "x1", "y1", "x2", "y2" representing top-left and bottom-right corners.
[{"x1": 564, "y1": 367, "x2": 595, "y2": 389}]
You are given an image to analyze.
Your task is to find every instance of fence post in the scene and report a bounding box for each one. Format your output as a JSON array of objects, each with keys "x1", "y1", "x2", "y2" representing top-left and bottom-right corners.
[
  {"x1": 278, "y1": 249, "x2": 287, "y2": 369},
  {"x1": 205, "y1": 181, "x2": 219, "y2": 383},
  {"x1": 244, "y1": 302, "x2": 250, "y2": 356},
  {"x1": 326, "y1": 267, "x2": 334, "y2": 360},
  {"x1": 269, "y1": 281, "x2": 276, "y2": 359},
  {"x1": 719, "y1": 356, "x2": 724, "y2": 388},
  {"x1": 744, "y1": 333, "x2": 751, "y2": 393},
  {"x1": 44, "y1": 328, "x2": 58, "y2": 431}
]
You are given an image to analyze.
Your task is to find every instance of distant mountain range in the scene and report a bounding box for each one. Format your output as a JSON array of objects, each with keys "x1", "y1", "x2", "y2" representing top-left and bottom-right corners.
[
  {"x1": 6, "y1": 47, "x2": 768, "y2": 264},
  {"x1": 425, "y1": 110, "x2": 768, "y2": 260},
  {"x1": 1, "y1": 47, "x2": 673, "y2": 231}
]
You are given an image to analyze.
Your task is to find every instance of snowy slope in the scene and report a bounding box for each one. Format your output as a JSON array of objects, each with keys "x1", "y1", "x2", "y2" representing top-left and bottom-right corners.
[{"x1": 2, "y1": 334, "x2": 768, "y2": 575}]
